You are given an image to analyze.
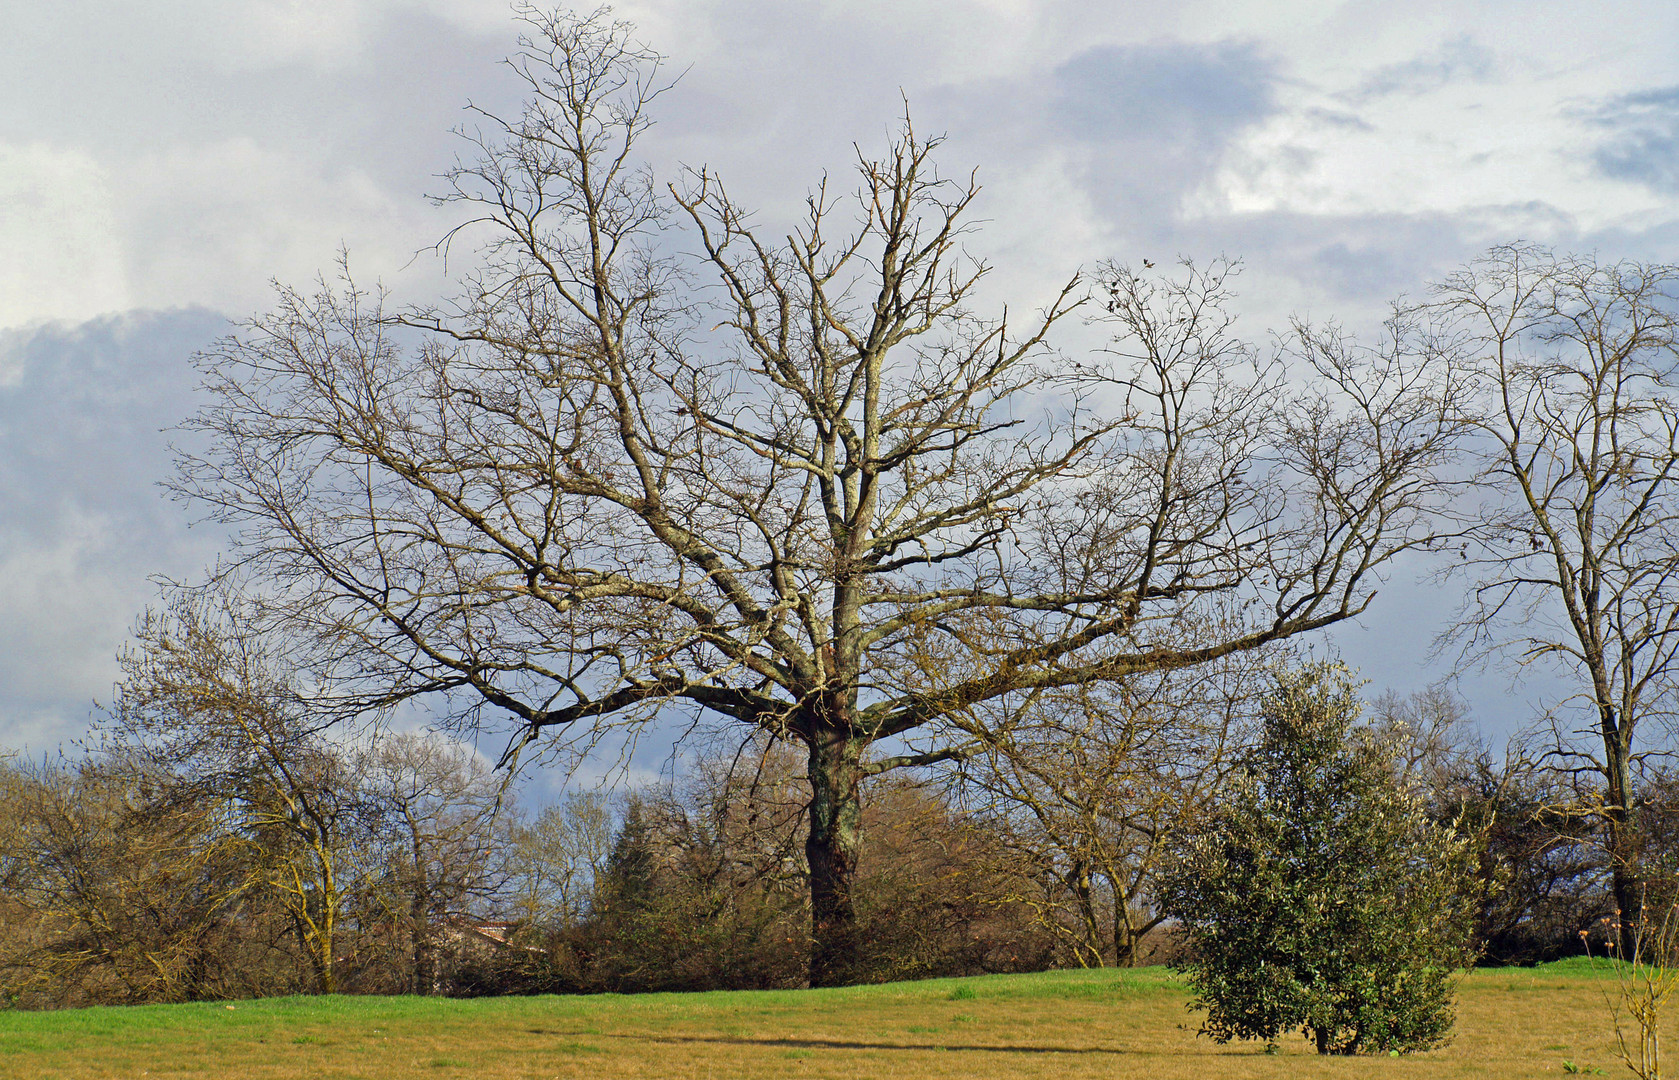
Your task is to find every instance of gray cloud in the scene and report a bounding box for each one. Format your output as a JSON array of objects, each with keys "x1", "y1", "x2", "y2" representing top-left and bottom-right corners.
[
  {"x1": 1048, "y1": 40, "x2": 1279, "y2": 219},
  {"x1": 885, "y1": 37, "x2": 1285, "y2": 284},
  {"x1": 1053, "y1": 40, "x2": 1277, "y2": 141},
  {"x1": 1586, "y1": 86, "x2": 1679, "y2": 193},
  {"x1": 1179, "y1": 205, "x2": 1538, "y2": 304},
  {"x1": 1303, "y1": 106, "x2": 1375, "y2": 133},
  {"x1": 0, "y1": 310, "x2": 229, "y2": 750},
  {"x1": 1342, "y1": 35, "x2": 1498, "y2": 104},
  {"x1": 908, "y1": 42, "x2": 1507, "y2": 327}
]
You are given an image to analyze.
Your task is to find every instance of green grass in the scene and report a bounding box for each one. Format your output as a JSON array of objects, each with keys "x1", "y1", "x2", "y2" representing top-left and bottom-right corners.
[{"x1": 0, "y1": 962, "x2": 1633, "y2": 1079}]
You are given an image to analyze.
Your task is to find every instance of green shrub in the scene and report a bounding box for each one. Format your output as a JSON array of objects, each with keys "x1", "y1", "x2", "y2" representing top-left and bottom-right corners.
[{"x1": 1160, "y1": 663, "x2": 1481, "y2": 1055}]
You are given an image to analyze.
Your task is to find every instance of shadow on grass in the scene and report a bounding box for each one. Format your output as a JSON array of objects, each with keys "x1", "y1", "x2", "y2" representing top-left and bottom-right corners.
[
  {"x1": 528, "y1": 1028, "x2": 1293, "y2": 1059},
  {"x1": 539, "y1": 1030, "x2": 1142, "y2": 1055}
]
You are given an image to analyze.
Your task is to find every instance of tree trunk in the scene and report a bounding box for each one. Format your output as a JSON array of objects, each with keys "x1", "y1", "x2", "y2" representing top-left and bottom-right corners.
[
  {"x1": 1605, "y1": 729, "x2": 1642, "y2": 957},
  {"x1": 318, "y1": 914, "x2": 338, "y2": 994},
  {"x1": 312, "y1": 855, "x2": 339, "y2": 995},
  {"x1": 1114, "y1": 899, "x2": 1140, "y2": 968},
  {"x1": 410, "y1": 828, "x2": 435, "y2": 995},
  {"x1": 1611, "y1": 835, "x2": 1643, "y2": 959},
  {"x1": 411, "y1": 891, "x2": 434, "y2": 995},
  {"x1": 806, "y1": 732, "x2": 865, "y2": 987},
  {"x1": 1069, "y1": 862, "x2": 1104, "y2": 967},
  {"x1": 306, "y1": 906, "x2": 338, "y2": 995}
]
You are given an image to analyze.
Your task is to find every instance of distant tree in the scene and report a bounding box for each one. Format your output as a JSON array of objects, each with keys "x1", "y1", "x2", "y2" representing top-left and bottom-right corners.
[
  {"x1": 103, "y1": 587, "x2": 365, "y2": 994},
  {"x1": 510, "y1": 790, "x2": 616, "y2": 932},
  {"x1": 1367, "y1": 684, "x2": 1473, "y2": 789},
  {"x1": 540, "y1": 735, "x2": 1044, "y2": 992},
  {"x1": 359, "y1": 733, "x2": 511, "y2": 994},
  {"x1": 1371, "y1": 685, "x2": 1611, "y2": 962},
  {"x1": 585, "y1": 757, "x2": 810, "y2": 992},
  {"x1": 596, "y1": 797, "x2": 659, "y2": 925},
  {"x1": 1446, "y1": 751, "x2": 1610, "y2": 962},
  {"x1": 849, "y1": 773, "x2": 1052, "y2": 980},
  {"x1": 1160, "y1": 664, "x2": 1481, "y2": 1056},
  {"x1": 951, "y1": 644, "x2": 1271, "y2": 967}
]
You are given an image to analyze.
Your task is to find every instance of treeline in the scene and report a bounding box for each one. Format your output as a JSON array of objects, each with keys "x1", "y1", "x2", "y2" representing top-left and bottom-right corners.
[
  {"x1": 0, "y1": 737, "x2": 1057, "y2": 1008},
  {"x1": 1, "y1": 625, "x2": 1670, "y2": 1009}
]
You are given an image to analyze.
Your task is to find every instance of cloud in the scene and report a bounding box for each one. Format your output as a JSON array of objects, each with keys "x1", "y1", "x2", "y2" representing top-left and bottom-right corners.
[
  {"x1": 0, "y1": 143, "x2": 130, "y2": 328},
  {"x1": 6, "y1": 0, "x2": 1679, "y2": 768},
  {"x1": 1050, "y1": 38, "x2": 1280, "y2": 217},
  {"x1": 0, "y1": 310, "x2": 230, "y2": 750},
  {"x1": 940, "y1": 38, "x2": 1276, "y2": 263},
  {"x1": 1586, "y1": 86, "x2": 1679, "y2": 193},
  {"x1": 0, "y1": 7, "x2": 513, "y2": 330},
  {"x1": 1342, "y1": 35, "x2": 1498, "y2": 104},
  {"x1": 1053, "y1": 40, "x2": 1277, "y2": 142},
  {"x1": 1195, "y1": 60, "x2": 1675, "y2": 239}
]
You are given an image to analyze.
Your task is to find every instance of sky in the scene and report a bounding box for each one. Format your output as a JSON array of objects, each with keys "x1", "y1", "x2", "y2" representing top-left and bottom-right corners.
[{"x1": 4, "y1": 0, "x2": 1679, "y2": 780}]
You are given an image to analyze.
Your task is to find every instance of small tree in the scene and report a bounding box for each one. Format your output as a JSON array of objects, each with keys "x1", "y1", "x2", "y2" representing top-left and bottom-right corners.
[
  {"x1": 1160, "y1": 664, "x2": 1480, "y2": 1056},
  {"x1": 1584, "y1": 893, "x2": 1679, "y2": 1080},
  {"x1": 103, "y1": 587, "x2": 366, "y2": 995}
]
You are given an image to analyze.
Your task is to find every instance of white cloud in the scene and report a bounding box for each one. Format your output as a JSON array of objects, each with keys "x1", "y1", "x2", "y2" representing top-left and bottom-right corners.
[
  {"x1": 116, "y1": 138, "x2": 448, "y2": 316},
  {"x1": 1208, "y1": 104, "x2": 1604, "y2": 230},
  {"x1": 5, "y1": 0, "x2": 1675, "y2": 334},
  {"x1": 0, "y1": 143, "x2": 130, "y2": 329},
  {"x1": 1186, "y1": 30, "x2": 1678, "y2": 236},
  {"x1": 0, "y1": 136, "x2": 455, "y2": 332}
]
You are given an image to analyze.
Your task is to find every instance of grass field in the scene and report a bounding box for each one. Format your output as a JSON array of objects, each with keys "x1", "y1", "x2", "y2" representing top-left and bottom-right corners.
[{"x1": 0, "y1": 960, "x2": 1628, "y2": 1079}]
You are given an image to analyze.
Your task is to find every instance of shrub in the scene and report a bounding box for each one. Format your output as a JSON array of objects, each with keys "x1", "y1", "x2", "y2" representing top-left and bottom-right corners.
[{"x1": 1159, "y1": 664, "x2": 1481, "y2": 1055}]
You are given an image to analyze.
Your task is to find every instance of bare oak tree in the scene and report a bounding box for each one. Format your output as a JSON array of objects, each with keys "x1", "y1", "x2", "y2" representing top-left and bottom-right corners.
[
  {"x1": 177, "y1": 8, "x2": 1463, "y2": 984},
  {"x1": 1432, "y1": 244, "x2": 1679, "y2": 949}
]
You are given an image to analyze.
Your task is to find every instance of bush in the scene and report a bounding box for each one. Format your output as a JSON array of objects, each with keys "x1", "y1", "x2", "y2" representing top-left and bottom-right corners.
[{"x1": 1160, "y1": 664, "x2": 1481, "y2": 1055}]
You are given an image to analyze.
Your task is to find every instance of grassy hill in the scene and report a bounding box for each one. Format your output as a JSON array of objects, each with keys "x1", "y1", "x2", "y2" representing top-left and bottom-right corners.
[{"x1": 0, "y1": 961, "x2": 1623, "y2": 1079}]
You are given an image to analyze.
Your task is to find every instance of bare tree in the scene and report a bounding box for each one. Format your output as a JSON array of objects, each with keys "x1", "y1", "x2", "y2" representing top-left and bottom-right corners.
[
  {"x1": 1368, "y1": 683, "x2": 1476, "y2": 790},
  {"x1": 358, "y1": 733, "x2": 511, "y2": 994},
  {"x1": 950, "y1": 643, "x2": 1268, "y2": 966},
  {"x1": 510, "y1": 791, "x2": 616, "y2": 932},
  {"x1": 104, "y1": 588, "x2": 366, "y2": 994},
  {"x1": 176, "y1": 8, "x2": 1462, "y2": 984},
  {"x1": 0, "y1": 756, "x2": 264, "y2": 1006},
  {"x1": 1432, "y1": 243, "x2": 1679, "y2": 950}
]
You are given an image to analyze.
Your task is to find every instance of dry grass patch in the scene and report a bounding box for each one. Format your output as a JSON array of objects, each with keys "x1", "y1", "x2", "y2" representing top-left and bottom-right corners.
[{"x1": 0, "y1": 961, "x2": 1622, "y2": 1079}]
